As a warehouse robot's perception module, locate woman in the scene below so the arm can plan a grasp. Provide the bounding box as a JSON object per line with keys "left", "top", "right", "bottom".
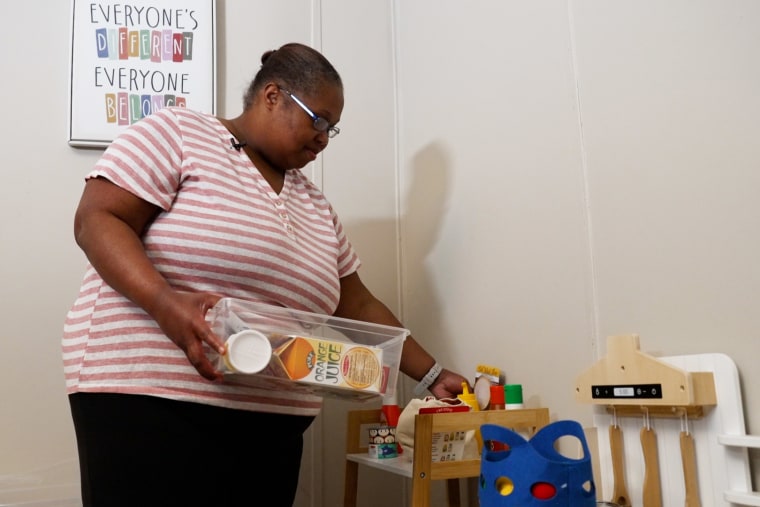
{"left": 63, "top": 42, "right": 467, "bottom": 507}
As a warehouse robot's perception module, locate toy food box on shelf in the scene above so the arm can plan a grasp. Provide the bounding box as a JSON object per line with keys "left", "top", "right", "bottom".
{"left": 206, "top": 298, "right": 409, "bottom": 401}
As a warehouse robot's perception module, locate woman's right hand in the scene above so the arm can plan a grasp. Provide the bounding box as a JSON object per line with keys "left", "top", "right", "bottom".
{"left": 148, "top": 289, "right": 226, "bottom": 382}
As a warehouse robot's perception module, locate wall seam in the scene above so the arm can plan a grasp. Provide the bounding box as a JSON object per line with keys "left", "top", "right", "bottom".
{"left": 390, "top": 2, "right": 411, "bottom": 503}
{"left": 309, "top": 6, "right": 323, "bottom": 507}
{"left": 390, "top": 0, "right": 405, "bottom": 326}
{"left": 310, "top": 0, "right": 325, "bottom": 190}
{"left": 567, "top": 0, "right": 602, "bottom": 358}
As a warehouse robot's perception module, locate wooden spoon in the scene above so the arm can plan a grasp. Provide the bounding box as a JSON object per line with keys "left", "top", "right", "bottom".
{"left": 609, "top": 424, "right": 631, "bottom": 506}
{"left": 640, "top": 426, "right": 662, "bottom": 507}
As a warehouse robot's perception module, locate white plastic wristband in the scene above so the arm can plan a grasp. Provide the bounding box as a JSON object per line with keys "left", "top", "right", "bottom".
{"left": 413, "top": 362, "right": 443, "bottom": 396}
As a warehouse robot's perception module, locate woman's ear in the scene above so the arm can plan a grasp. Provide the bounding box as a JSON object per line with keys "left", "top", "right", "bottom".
{"left": 262, "top": 82, "right": 281, "bottom": 109}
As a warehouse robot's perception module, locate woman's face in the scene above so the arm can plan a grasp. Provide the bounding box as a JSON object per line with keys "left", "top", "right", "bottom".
{"left": 260, "top": 82, "right": 344, "bottom": 171}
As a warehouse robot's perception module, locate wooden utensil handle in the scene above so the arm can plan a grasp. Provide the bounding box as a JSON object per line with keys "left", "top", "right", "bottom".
{"left": 680, "top": 431, "right": 701, "bottom": 507}
{"left": 609, "top": 425, "right": 631, "bottom": 506}
{"left": 640, "top": 427, "right": 662, "bottom": 507}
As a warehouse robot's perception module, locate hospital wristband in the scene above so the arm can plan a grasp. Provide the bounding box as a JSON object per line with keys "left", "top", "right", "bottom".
{"left": 413, "top": 362, "right": 443, "bottom": 396}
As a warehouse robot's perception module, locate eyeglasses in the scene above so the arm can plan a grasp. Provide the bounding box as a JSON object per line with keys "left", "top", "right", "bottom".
{"left": 279, "top": 87, "right": 340, "bottom": 138}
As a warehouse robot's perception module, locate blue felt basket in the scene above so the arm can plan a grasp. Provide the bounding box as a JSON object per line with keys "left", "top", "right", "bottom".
{"left": 479, "top": 419, "right": 596, "bottom": 506}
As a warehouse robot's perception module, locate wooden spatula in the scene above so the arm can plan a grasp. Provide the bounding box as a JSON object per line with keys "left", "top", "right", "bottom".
{"left": 640, "top": 426, "right": 662, "bottom": 507}
{"left": 609, "top": 424, "right": 631, "bottom": 506}
{"left": 680, "top": 430, "right": 701, "bottom": 507}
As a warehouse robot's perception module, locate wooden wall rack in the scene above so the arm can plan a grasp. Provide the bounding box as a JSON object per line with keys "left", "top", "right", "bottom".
{"left": 575, "top": 334, "right": 756, "bottom": 506}
{"left": 575, "top": 334, "right": 716, "bottom": 418}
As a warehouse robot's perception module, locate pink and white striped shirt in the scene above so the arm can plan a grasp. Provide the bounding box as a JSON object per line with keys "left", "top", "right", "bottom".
{"left": 62, "top": 107, "right": 361, "bottom": 415}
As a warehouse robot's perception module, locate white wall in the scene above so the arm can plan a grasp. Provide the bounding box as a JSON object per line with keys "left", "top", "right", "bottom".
{"left": 1, "top": 1, "right": 94, "bottom": 502}
{"left": 394, "top": 0, "right": 759, "bottom": 504}
{"left": 1, "top": 1, "right": 757, "bottom": 506}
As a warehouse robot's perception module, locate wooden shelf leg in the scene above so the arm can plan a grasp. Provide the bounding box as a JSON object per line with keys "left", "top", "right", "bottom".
{"left": 446, "top": 478, "right": 461, "bottom": 507}
{"left": 344, "top": 460, "right": 359, "bottom": 507}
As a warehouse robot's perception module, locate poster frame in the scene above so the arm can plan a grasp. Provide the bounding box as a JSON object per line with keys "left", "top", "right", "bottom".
{"left": 67, "top": 0, "right": 217, "bottom": 148}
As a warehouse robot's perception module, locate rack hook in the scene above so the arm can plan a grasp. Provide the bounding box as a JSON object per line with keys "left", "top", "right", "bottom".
{"left": 680, "top": 408, "right": 690, "bottom": 435}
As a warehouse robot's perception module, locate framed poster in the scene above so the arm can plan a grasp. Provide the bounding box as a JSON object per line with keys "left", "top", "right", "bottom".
{"left": 68, "top": 0, "right": 217, "bottom": 147}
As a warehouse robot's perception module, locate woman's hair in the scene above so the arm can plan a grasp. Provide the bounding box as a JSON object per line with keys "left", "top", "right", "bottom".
{"left": 243, "top": 42, "right": 342, "bottom": 109}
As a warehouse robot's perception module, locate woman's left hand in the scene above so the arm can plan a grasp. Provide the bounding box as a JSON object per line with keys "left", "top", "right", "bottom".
{"left": 428, "top": 368, "right": 470, "bottom": 399}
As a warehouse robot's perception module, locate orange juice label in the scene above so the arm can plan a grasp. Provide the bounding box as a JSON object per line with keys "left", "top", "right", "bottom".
{"left": 269, "top": 336, "right": 385, "bottom": 393}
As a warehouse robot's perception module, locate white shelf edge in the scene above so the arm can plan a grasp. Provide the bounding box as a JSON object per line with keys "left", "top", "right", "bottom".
{"left": 346, "top": 453, "right": 413, "bottom": 478}
{"left": 718, "top": 434, "right": 760, "bottom": 448}
{"left": 724, "top": 490, "right": 760, "bottom": 506}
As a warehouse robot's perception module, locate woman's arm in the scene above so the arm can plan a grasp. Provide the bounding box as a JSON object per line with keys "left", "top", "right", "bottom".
{"left": 74, "top": 177, "right": 225, "bottom": 380}
{"left": 335, "top": 272, "right": 468, "bottom": 398}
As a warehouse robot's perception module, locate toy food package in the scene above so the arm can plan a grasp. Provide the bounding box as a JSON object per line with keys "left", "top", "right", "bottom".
{"left": 431, "top": 429, "right": 470, "bottom": 462}
{"left": 368, "top": 426, "right": 398, "bottom": 459}
{"left": 263, "top": 334, "right": 387, "bottom": 394}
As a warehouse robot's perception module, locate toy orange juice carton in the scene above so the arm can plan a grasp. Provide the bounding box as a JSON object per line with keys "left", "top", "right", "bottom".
{"left": 267, "top": 335, "right": 386, "bottom": 393}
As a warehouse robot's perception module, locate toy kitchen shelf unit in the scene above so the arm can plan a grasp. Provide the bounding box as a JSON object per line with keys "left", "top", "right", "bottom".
{"left": 575, "top": 334, "right": 758, "bottom": 507}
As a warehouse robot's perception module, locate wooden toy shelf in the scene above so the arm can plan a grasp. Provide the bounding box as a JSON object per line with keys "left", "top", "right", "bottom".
{"left": 344, "top": 407, "right": 550, "bottom": 507}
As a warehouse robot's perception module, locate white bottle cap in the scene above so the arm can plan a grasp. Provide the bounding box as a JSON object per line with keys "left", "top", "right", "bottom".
{"left": 224, "top": 330, "right": 272, "bottom": 374}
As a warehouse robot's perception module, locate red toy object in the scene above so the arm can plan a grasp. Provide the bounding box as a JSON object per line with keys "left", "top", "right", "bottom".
{"left": 381, "top": 404, "right": 403, "bottom": 454}
{"left": 531, "top": 482, "right": 556, "bottom": 499}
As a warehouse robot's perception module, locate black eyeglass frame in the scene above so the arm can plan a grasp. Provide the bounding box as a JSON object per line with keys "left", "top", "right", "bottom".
{"left": 278, "top": 87, "right": 340, "bottom": 138}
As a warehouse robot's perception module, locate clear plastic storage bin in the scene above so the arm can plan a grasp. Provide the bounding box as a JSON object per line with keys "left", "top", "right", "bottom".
{"left": 206, "top": 298, "right": 409, "bottom": 401}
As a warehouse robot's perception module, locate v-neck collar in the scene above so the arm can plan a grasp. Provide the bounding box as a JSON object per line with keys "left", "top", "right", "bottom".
{"left": 215, "top": 117, "right": 289, "bottom": 196}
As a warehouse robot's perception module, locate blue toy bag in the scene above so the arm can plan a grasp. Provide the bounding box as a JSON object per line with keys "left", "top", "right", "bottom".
{"left": 479, "top": 419, "right": 596, "bottom": 506}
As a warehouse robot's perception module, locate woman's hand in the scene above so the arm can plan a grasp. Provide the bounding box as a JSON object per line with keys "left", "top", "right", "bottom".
{"left": 428, "top": 368, "right": 470, "bottom": 400}
{"left": 148, "top": 289, "right": 226, "bottom": 382}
